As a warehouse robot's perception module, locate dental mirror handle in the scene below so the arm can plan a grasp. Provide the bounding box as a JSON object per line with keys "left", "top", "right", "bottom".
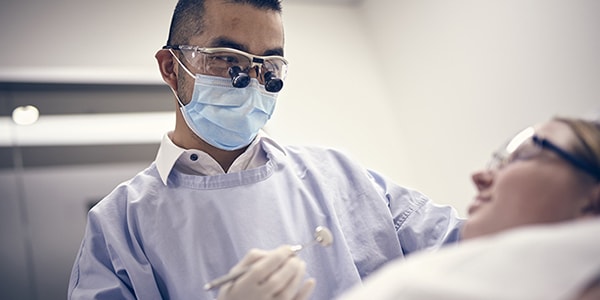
{"left": 204, "top": 226, "right": 333, "bottom": 291}
{"left": 204, "top": 244, "right": 310, "bottom": 291}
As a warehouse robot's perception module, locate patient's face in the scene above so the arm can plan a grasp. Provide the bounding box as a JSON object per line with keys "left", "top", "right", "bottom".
{"left": 462, "top": 120, "right": 595, "bottom": 240}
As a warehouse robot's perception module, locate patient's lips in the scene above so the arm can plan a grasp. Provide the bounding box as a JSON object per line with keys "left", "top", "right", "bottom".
{"left": 468, "top": 195, "right": 491, "bottom": 215}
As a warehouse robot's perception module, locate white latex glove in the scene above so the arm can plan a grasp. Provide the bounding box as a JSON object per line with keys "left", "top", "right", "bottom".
{"left": 216, "top": 245, "right": 316, "bottom": 300}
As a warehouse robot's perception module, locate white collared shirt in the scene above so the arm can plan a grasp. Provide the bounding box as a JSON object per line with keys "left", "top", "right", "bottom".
{"left": 155, "top": 131, "right": 275, "bottom": 184}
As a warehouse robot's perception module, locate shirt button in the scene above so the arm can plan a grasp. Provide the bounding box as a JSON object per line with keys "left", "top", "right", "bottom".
{"left": 190, "top": 154, "right": 198, "bottom": 161}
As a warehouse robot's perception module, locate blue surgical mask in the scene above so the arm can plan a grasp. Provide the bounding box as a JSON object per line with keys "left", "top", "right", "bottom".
{"left": 171, "top": 52, "right": 278, "bottom": 151}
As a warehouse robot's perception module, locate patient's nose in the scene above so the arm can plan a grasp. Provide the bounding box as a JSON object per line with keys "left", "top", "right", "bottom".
{"left": 472, "top": 169, "right": 493, "bottom": 191}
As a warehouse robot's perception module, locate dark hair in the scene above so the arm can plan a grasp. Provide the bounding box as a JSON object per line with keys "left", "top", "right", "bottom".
{"left": 166, "top": 0, "right": 283, "bottom": 46}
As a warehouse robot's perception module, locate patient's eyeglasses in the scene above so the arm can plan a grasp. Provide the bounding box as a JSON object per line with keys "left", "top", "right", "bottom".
{"left": 163, "top": 45, "right": 288, "bottom": 92}
{"left": 488, "top": 127, "right": 600, "bottom": 180}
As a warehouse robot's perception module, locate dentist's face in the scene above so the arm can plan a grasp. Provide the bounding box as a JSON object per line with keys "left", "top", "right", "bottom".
{"left": 177, "top": 0, "right": 285, "bottom": 104}
{"left": 461, "top": 120, "right": 596, "bottom": 240}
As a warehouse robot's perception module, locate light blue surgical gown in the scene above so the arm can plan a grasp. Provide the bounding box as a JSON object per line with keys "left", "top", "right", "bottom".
{"left": 68, "top": 134, "right": 463, "bottom": 300}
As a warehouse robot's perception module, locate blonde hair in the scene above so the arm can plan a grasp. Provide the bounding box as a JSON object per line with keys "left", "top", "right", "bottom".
{"left": 554, "top": 117, "right": 600, "bottom": 176}
{"left": 555, "top": 116, "right": 600, "bottom": 214}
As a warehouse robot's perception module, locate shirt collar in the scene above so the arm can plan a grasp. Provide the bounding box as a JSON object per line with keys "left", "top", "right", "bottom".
{"left": 155, "top": 130, "right": 284, "bottom": 185}
{"left": 155, "top": 133, "right": 185, "bottom": 185}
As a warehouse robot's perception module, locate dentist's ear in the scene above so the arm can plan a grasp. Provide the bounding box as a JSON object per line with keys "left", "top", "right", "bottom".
{"left": 155, "top": 49, "right": 178, "bottom": 91}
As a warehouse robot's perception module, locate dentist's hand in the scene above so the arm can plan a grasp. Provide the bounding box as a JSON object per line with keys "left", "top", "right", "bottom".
{"left": 216, "top": 246, "right": 316, "bottom": 300}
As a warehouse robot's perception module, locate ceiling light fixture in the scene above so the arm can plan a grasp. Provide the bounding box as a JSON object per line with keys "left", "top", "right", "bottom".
{"left": 12, "top": 105, "right": 40, "bottom": 125}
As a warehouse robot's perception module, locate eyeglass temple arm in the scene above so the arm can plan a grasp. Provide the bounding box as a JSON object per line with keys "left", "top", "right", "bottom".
{"left": 533, "top": 136, "right": 600, "bottom": 181}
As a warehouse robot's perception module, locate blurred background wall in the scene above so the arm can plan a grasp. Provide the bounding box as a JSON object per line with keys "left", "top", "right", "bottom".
{"left": 1, "top": 0, "right": 598, "bottom": 299}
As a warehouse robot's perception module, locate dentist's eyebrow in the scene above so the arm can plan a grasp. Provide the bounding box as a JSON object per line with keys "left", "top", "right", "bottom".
{"left": 210, "top": 37, "right": 284, "bottom": 56}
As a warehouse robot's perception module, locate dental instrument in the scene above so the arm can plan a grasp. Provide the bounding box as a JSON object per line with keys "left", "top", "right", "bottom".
{"left": 204, "top": 226, "right": 333, "bottom": 291}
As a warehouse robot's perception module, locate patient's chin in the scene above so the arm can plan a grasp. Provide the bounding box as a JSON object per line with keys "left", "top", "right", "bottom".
{"left": 460, "top": 217, "right": 508, "bottom": 241}
{"left": 459, "top": 221, "right": 482, "bottom": 241}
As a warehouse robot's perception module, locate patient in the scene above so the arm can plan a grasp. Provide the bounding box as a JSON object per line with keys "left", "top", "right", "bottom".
{"left": 215, "top": 116, "right": 600, "bottom": 300}
{"left": 461, "top": 116, "right": 600, "bottom": 240}
{"left": 338, "top": 115, "right": 600, "bottom": 300}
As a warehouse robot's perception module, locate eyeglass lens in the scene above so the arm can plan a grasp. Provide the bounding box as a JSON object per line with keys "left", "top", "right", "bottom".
{"left": 487, "top": 127, "right": 537, "bottom": 170}
{"left": 183, "top": 49, "right": 287, "bottom": 82}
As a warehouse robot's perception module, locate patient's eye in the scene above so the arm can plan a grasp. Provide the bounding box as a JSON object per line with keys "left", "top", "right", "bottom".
{"left": 507, "top": 140, "right": 541, "bottom": 164}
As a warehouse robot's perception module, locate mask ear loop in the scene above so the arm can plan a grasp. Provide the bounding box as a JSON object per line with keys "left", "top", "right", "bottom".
{"left": 168, "top": 49, "right": 196, "bottom": 108}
